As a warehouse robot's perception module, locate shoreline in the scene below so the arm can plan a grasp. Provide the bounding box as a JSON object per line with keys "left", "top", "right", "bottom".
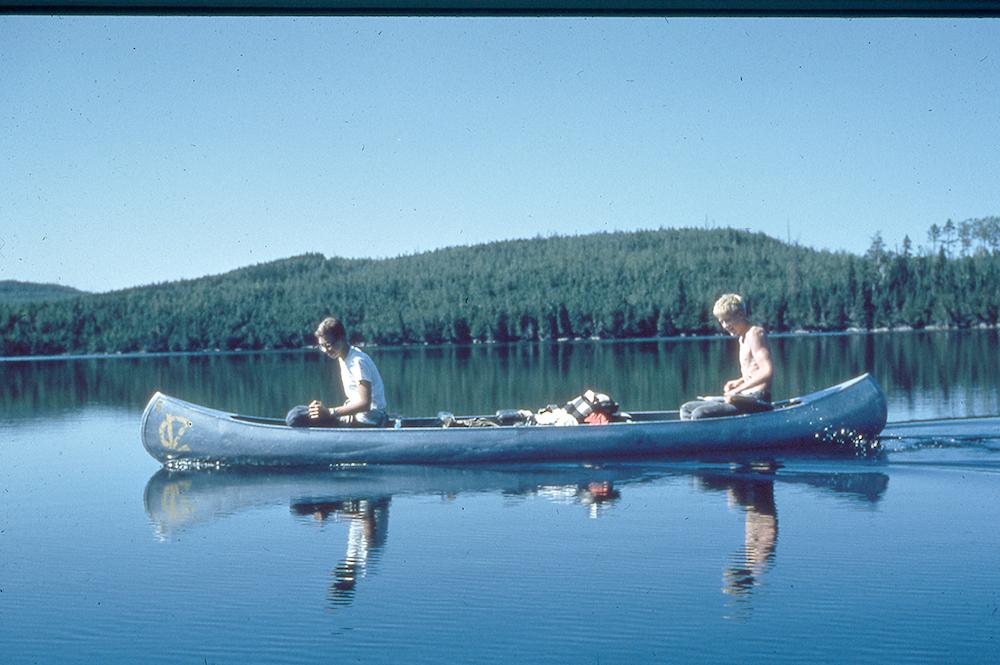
{"left": 2, "top": 325, "right": 997, "bottom": 363}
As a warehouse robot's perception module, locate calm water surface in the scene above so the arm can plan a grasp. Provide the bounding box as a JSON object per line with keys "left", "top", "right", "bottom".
{"left": 1, "top": 331, "right": 999, "bottom": 663}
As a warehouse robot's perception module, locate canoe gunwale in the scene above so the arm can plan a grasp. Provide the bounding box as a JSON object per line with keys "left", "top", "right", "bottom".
{"left": 145, "top": 394, "right": 811, "bottom": 432}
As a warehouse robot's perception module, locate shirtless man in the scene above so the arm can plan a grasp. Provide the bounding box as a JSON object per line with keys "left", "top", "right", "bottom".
{"left": 680, "top": 294, "right": 774, "bottom": 420}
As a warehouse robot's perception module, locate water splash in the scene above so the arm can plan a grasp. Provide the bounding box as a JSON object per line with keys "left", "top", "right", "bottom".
{"left": 164, "top": 458, "right": 226, "bottom": 471}
{"left": 880, "top": 415, "right": 1000, "bottom": 454}
{"left": 813, "top": 426, "right": 882, "bottom": 458}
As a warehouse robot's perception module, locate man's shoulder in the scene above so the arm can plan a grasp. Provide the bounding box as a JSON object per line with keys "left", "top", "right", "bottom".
{"left": 742, "top": 324, "right": 770, "bottom": 346}
{"left": 347, "top": 346, "right": 379, "bottom": 367}
{"left": 345, "top": 346, "right": 368, "bottom": 361}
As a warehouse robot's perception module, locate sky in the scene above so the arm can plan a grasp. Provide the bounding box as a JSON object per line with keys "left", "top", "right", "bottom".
{"left": 1, "top": 16, "right": 998, "bottom": 293}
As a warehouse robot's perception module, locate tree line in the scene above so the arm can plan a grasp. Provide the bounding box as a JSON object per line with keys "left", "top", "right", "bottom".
{"left": 2, "top": 219, "right": 999, "bottom": 357}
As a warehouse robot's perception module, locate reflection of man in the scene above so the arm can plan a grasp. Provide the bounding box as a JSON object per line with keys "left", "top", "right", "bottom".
{"left": 696, "top": 474, "right": 778, "bottom": 597}
{"left": 723, "top": 481, "right": 777, "bottom": 596}
{"left": 291, "top": 497, "right": 390, "bottom": 607}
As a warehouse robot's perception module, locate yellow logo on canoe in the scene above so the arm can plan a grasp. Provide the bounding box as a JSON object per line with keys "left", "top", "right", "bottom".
{"left": 159, "top": 414, "right": 193, "bottom": 452}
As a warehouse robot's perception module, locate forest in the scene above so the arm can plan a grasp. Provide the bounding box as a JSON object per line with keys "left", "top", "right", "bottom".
{"left": 2, "top": 218, "right": 999, "bottom": 357}
{"left": 0, "top": 281, "right": 86, "bottom": 305}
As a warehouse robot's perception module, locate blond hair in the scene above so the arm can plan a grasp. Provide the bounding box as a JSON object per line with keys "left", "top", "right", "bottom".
{"left": 713, "top": 293, "right": 746, "bottom": 318}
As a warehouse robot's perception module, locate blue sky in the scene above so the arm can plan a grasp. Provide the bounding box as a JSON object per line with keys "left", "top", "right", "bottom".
{"left": 1, "top": 16, "right": 998, "bottom": 293}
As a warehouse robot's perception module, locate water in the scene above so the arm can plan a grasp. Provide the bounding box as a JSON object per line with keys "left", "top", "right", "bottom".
{"left": 2, "top": 330, "right": 999, "bottom": 663}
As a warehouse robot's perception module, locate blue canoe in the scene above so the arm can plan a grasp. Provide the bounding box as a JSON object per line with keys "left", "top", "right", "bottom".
{"left": 140, "top": 374, "right": 887, "bottom": 467}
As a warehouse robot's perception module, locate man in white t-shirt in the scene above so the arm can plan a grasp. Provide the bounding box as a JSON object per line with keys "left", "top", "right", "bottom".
{"left": 285, "top": 317, "right": 388, "bottom": 427}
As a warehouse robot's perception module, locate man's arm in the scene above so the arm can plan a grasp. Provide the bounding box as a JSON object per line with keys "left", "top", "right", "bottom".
{"left": 740, "top": 327, "right": 773, "bottom": 393}
{"left": 326, "top": 354, "right": 376, "bottom": 419}
{"left": 724, "top": 327, "right": 773, "bottom": 397}
{"left": 308, "top": 381, "right": 373, "bottom": 421}
{"left": 333, "top": 380, "right": 373, "bottom": 417}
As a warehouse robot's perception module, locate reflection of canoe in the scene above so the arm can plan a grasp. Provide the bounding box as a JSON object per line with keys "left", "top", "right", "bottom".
{"left": 143, "top": 463, "right": 890, "bottom": 537}
{"left": 696, "top": 468, "right": 889, "bottom": 504}
{"left": 143, "top": 464, "right": 661, "bottom": 535}
{"left": 140, "top": 374, "right": 887, "bottom": 467}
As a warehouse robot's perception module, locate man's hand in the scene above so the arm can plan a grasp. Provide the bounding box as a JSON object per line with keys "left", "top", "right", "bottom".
{"left": 723, "top": 379, "right": 742, "bottom": 395}
{"left": 308, "top": 400, "right": 330, "bottom": 421}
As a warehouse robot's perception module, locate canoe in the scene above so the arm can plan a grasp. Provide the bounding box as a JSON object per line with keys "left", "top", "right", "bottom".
{"left": 140, "top": 373, "right": 887, "bottom": 467}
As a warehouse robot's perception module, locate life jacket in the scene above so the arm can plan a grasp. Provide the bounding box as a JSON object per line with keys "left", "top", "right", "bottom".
{"left": 564, "top": 389, "right": 618, "bottom": 423}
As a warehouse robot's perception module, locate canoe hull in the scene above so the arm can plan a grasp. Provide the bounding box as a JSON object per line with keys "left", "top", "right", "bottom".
{"left": 140, "top": 374, "right": 887, "bottom": 466}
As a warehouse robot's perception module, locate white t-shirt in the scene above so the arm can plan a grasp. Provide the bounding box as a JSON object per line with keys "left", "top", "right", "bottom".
{"left": 338, "top": 346, "right": 387, "bottom": 412}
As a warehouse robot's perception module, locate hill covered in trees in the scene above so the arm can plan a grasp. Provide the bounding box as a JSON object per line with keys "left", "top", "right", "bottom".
{"left": 0, "top": 281, "right": 87, "bottom": 306}
{"left": 2, "top": 220, "right": 998, "bottom": 357}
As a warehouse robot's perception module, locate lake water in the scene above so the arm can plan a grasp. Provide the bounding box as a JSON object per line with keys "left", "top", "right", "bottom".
{"left": 1, "top": 331, "right": 999, "bottom": 663}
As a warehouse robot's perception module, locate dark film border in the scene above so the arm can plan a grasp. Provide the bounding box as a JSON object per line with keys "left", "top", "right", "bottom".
{"left": 3, "top": 0, "right": 1000, "bottom": 17}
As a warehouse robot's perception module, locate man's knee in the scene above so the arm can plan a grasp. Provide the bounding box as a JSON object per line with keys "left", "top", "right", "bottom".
{"left": 693, "top": 402, "right": 737, "bottom": 420}
{"left": 689, "top": 405, "right": 712, "bottom": 420}
{"left": 286, "top": 405, "right": 312, "bottom": 427}
{"left": 679, "top": 400, "right": 700, "bottom": 420}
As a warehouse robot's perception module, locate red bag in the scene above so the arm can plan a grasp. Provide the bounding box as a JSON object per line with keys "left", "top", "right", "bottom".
{"left": 583, "top": 411, "right": 610, "bottom": 425}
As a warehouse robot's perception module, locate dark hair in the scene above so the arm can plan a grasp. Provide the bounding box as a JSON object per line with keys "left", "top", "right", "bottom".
{"left": 315, "top": 316, "right": 347, "bottom": 344}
